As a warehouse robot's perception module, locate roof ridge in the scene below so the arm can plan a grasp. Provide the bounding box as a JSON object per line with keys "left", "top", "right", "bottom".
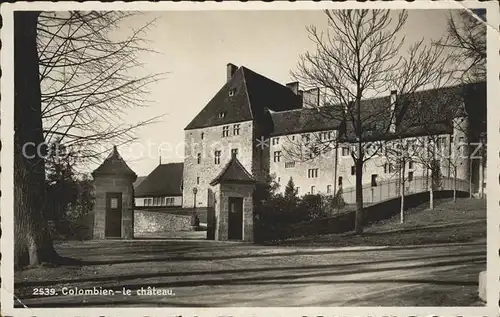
{"left": 240, "top": 67, "right": 254, "bottom": 120}
{"left": 159, "top": 162, "right": 184, "bottom": 166}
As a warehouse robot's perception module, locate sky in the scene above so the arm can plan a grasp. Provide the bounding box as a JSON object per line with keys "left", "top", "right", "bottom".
{"left": 110, "top": 9, "right": 456, "bottom": 176}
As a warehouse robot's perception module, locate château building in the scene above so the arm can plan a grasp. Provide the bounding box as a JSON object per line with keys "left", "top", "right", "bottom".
{"left": 134, "top": 63, "right": 486, "bottom": 210}
{"left": 179, "top": 63, "right": 486, "bottom": 208}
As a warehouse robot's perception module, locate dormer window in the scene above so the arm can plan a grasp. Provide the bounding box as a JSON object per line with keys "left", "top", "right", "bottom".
{"left": 219, "top": 111, "right": 226, "bottom": 119}
{"left": 229, "top": 89, "right": 236, "bottom": 97}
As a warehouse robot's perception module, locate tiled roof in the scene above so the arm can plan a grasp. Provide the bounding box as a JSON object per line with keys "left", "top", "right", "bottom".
{"left": 267, "top": 81, "right": 486, "bottom": 141}
{"left": 135, "top": 162, "right": 184, "bottom": 197}
{"left": 210, "top": 155, "right": 255, "bottom": 186}
{"left": 133, "top": 176, "right": 147, "bottom": 189}
{"left": 185, "top": 66, "right": 302, "bottom": 130}
{"left": 92, "top": 146, "right": 137, "bottom": 180}
{"left": 268, "top": 107, "right": 344, "bottom": 136}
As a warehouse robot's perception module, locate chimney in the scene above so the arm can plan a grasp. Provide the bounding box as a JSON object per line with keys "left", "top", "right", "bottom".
{"left": 227, "top": 63, "right": 237, "bottom": 82}
{"left": 389, "top": 90, "right": 397, "bottom": 133}
{"left": 286, "top": 82, "right": 299, "bottom": 95}
{"left": 302, "top": 88, "right": 320, "bottom": 108}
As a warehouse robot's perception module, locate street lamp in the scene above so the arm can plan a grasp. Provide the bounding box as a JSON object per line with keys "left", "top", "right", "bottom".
{"left": 192, "top": 187, "right": 198, "bottom": 209}
{"left": 191, "top": 187, "right": 199, "bottom": 229}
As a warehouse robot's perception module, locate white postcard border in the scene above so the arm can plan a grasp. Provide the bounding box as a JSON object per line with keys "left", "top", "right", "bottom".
{"left": 1, "top": 1, "right": 498, "bottom": 316}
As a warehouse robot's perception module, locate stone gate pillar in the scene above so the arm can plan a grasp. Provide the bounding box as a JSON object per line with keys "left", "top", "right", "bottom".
{"left": 209, "top": 154, "right": 255, "bottom": 242}
{"left": 91, "top": 146, "right": 137, "bottom": 239}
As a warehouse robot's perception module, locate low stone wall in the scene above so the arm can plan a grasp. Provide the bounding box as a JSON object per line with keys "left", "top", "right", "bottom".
{"left": 134, "top": 210, "right": 193, "bottom": 233}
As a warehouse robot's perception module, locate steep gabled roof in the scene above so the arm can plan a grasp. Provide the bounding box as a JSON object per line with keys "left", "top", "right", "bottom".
{"left": 210, "top": 155, "right": 255, "bottom": 186}
{"left": 92, "top": 146, "right": 137, "bottom": 180}
{"left": 135, "top": 162, "right": 184, "bottom": 197}
{"left": 185, "top": 66, "right": 302, "bottom": 130}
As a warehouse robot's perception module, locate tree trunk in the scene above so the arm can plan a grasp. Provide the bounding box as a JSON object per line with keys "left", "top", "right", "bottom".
{"left": 14, "top": 11, "right": 58, "bottom": 268}
{"left": 469, "top": 159, "right": 473, "bottom": 198}
{"left": 453, "top": 167, "right": 457, "bottom": 202}
{"left": 479, "top": 157, "right": 485, "bottom": 198}
{"left": 400, "top": 162, "right": 405, "bottom": 224}
{"left": 354, "top": 157, "right": 364, "bottom": 234}
{"left": 429, "top": 187, "right": 434, "bottom": 210}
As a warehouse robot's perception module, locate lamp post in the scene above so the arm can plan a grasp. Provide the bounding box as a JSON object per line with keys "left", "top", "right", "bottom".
{"left": 193, "top": 187, "right": 198, "bottom": 209}
{"left": 191, "top": 187, "right": 199, "bottom": 229}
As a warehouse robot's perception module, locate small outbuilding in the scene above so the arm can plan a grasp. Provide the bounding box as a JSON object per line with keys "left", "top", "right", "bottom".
{"left": 208, "top": 154, "right": 255, "bottom": 242}
{"left": 91, "top": 146, "right": 137, "bottom": 239}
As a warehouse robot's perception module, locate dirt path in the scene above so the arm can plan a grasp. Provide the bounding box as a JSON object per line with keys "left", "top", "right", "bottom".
{"left": 14, "top": 239, "right": 485, "bottom": 307}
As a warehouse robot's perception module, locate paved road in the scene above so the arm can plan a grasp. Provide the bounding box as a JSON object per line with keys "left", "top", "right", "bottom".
{"left": 15, "top": 239, "right": 485, "bottom": 307}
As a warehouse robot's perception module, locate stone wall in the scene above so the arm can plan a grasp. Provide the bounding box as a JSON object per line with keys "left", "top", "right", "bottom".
{"left": 134, "top": 210, "right": 192, "bottom": 233}
{"left": 183, "top": 121, "right": 254, "bottom": 208}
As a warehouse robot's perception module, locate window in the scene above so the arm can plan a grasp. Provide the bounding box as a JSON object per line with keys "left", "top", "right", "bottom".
{"left": 285, "top": 161, "right": 295, "bottom": 168}
{"left": 197, "top": 177, "right": 200, "bottom": 185}
{"left": 219, "top": 111, "right": 226, "bottom": 119}
{"left": 162, "top": 197, "right": 166, "bottom": 206}
{"left": 296, "top": 187, "right": 300, "bottom": 195}
{"left": 308, "top": 168, "right": 319, "bottom": 178}
{"left": 278, "top": 177, "right": 281, "bottom": 183}
{"left": 222, "top": 126, "right": 230, "bottom": 137}
{"left": 272, "top": 137, "right": 279, "bottom": 145}
{"left": 327, "top": 185, "right": 332, "bottom": 194}
{"left": 384, "top": 163, "right": 394, "bottom": 174}
{"left": 197, "top": 153, "right": 201, "bottom": 164}
{"left": 291, "top": 135, "right": 295, "bottom": 141}
{"left": 214, "top": 150, "right": 221, "bottom": 164}
{"left": 310, "top": 186, "right": 316, "bottom": 195}
{"left": 351, "top": 166, "right": 356, "bottom": 176}
{"left": 233, "top": 124, "right": 240, "bottom": 135}
{"left": 408, "top": 159, "right": 414, "bottom": 169}
{"left": 342, "top": 146, "right": 350, "bottom": 156}
{"left": 231, "top": 148, "right": 238, "bottom": 157}
{"left": 273, "top": 151, "right": 282, "bottom": 162}
{"left": 302, "top": 134, "right": 310, "bottom": 143}
{"left": 338, "top": 176, "right": 343, "bottom": 187}
{"left": 365, "top": 143, "right": 373, "bottom": 156}
{"left": 201, "top": 132, "right": 204, "bottom": 140}
{"left": 408, "top": 171, "right": 414, "bottom": 182}
{"left": 371, "top": 174, "right": 378, "bottom": 187}
{"left": 110, "top": 198, "right": 118, "bottom": 209}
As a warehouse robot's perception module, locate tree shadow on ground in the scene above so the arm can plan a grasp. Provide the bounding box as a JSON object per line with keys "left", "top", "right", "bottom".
{"left": 16, "top": 255, "right": 485, "bottom": 299}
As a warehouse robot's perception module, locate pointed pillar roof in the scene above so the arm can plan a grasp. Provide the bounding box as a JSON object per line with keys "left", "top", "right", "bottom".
{"left": 210, "top": 155, "right": 255, "bottom": 186}
{"left": 454, "top": 101, "right": 468, "bottom": 118}
{"left": 92, "top": 145, "right": 137, "bottom": 181}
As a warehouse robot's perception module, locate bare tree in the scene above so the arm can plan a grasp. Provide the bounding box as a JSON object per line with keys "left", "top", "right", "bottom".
{"left": 382, "top": 137, "right": 418, "bottom": 223}
{"left": 14, "top": 11, "right": 58, "bottom": 268}
{"left": 37, "top": 11, "right": 165, "bottom": 168}
{"left": 438, "top": 9, "right": 486, "bottom": 82}
{"left": 14, "top": 11, "right": 163, "bottom": 267}
{"left": 291, "top": 10, "right": 451, "bottom": 233}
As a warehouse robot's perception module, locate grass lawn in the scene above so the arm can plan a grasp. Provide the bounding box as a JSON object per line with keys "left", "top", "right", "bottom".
{"left": 278, "top": 198, "right": 486, "bottom": 247}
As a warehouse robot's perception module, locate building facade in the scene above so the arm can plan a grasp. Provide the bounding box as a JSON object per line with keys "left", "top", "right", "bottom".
{"left": 136, "top": 63, "right": 485, "bottom": 210}
{"left": 180, "top": 63, "right": 486, "bottom": 207}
